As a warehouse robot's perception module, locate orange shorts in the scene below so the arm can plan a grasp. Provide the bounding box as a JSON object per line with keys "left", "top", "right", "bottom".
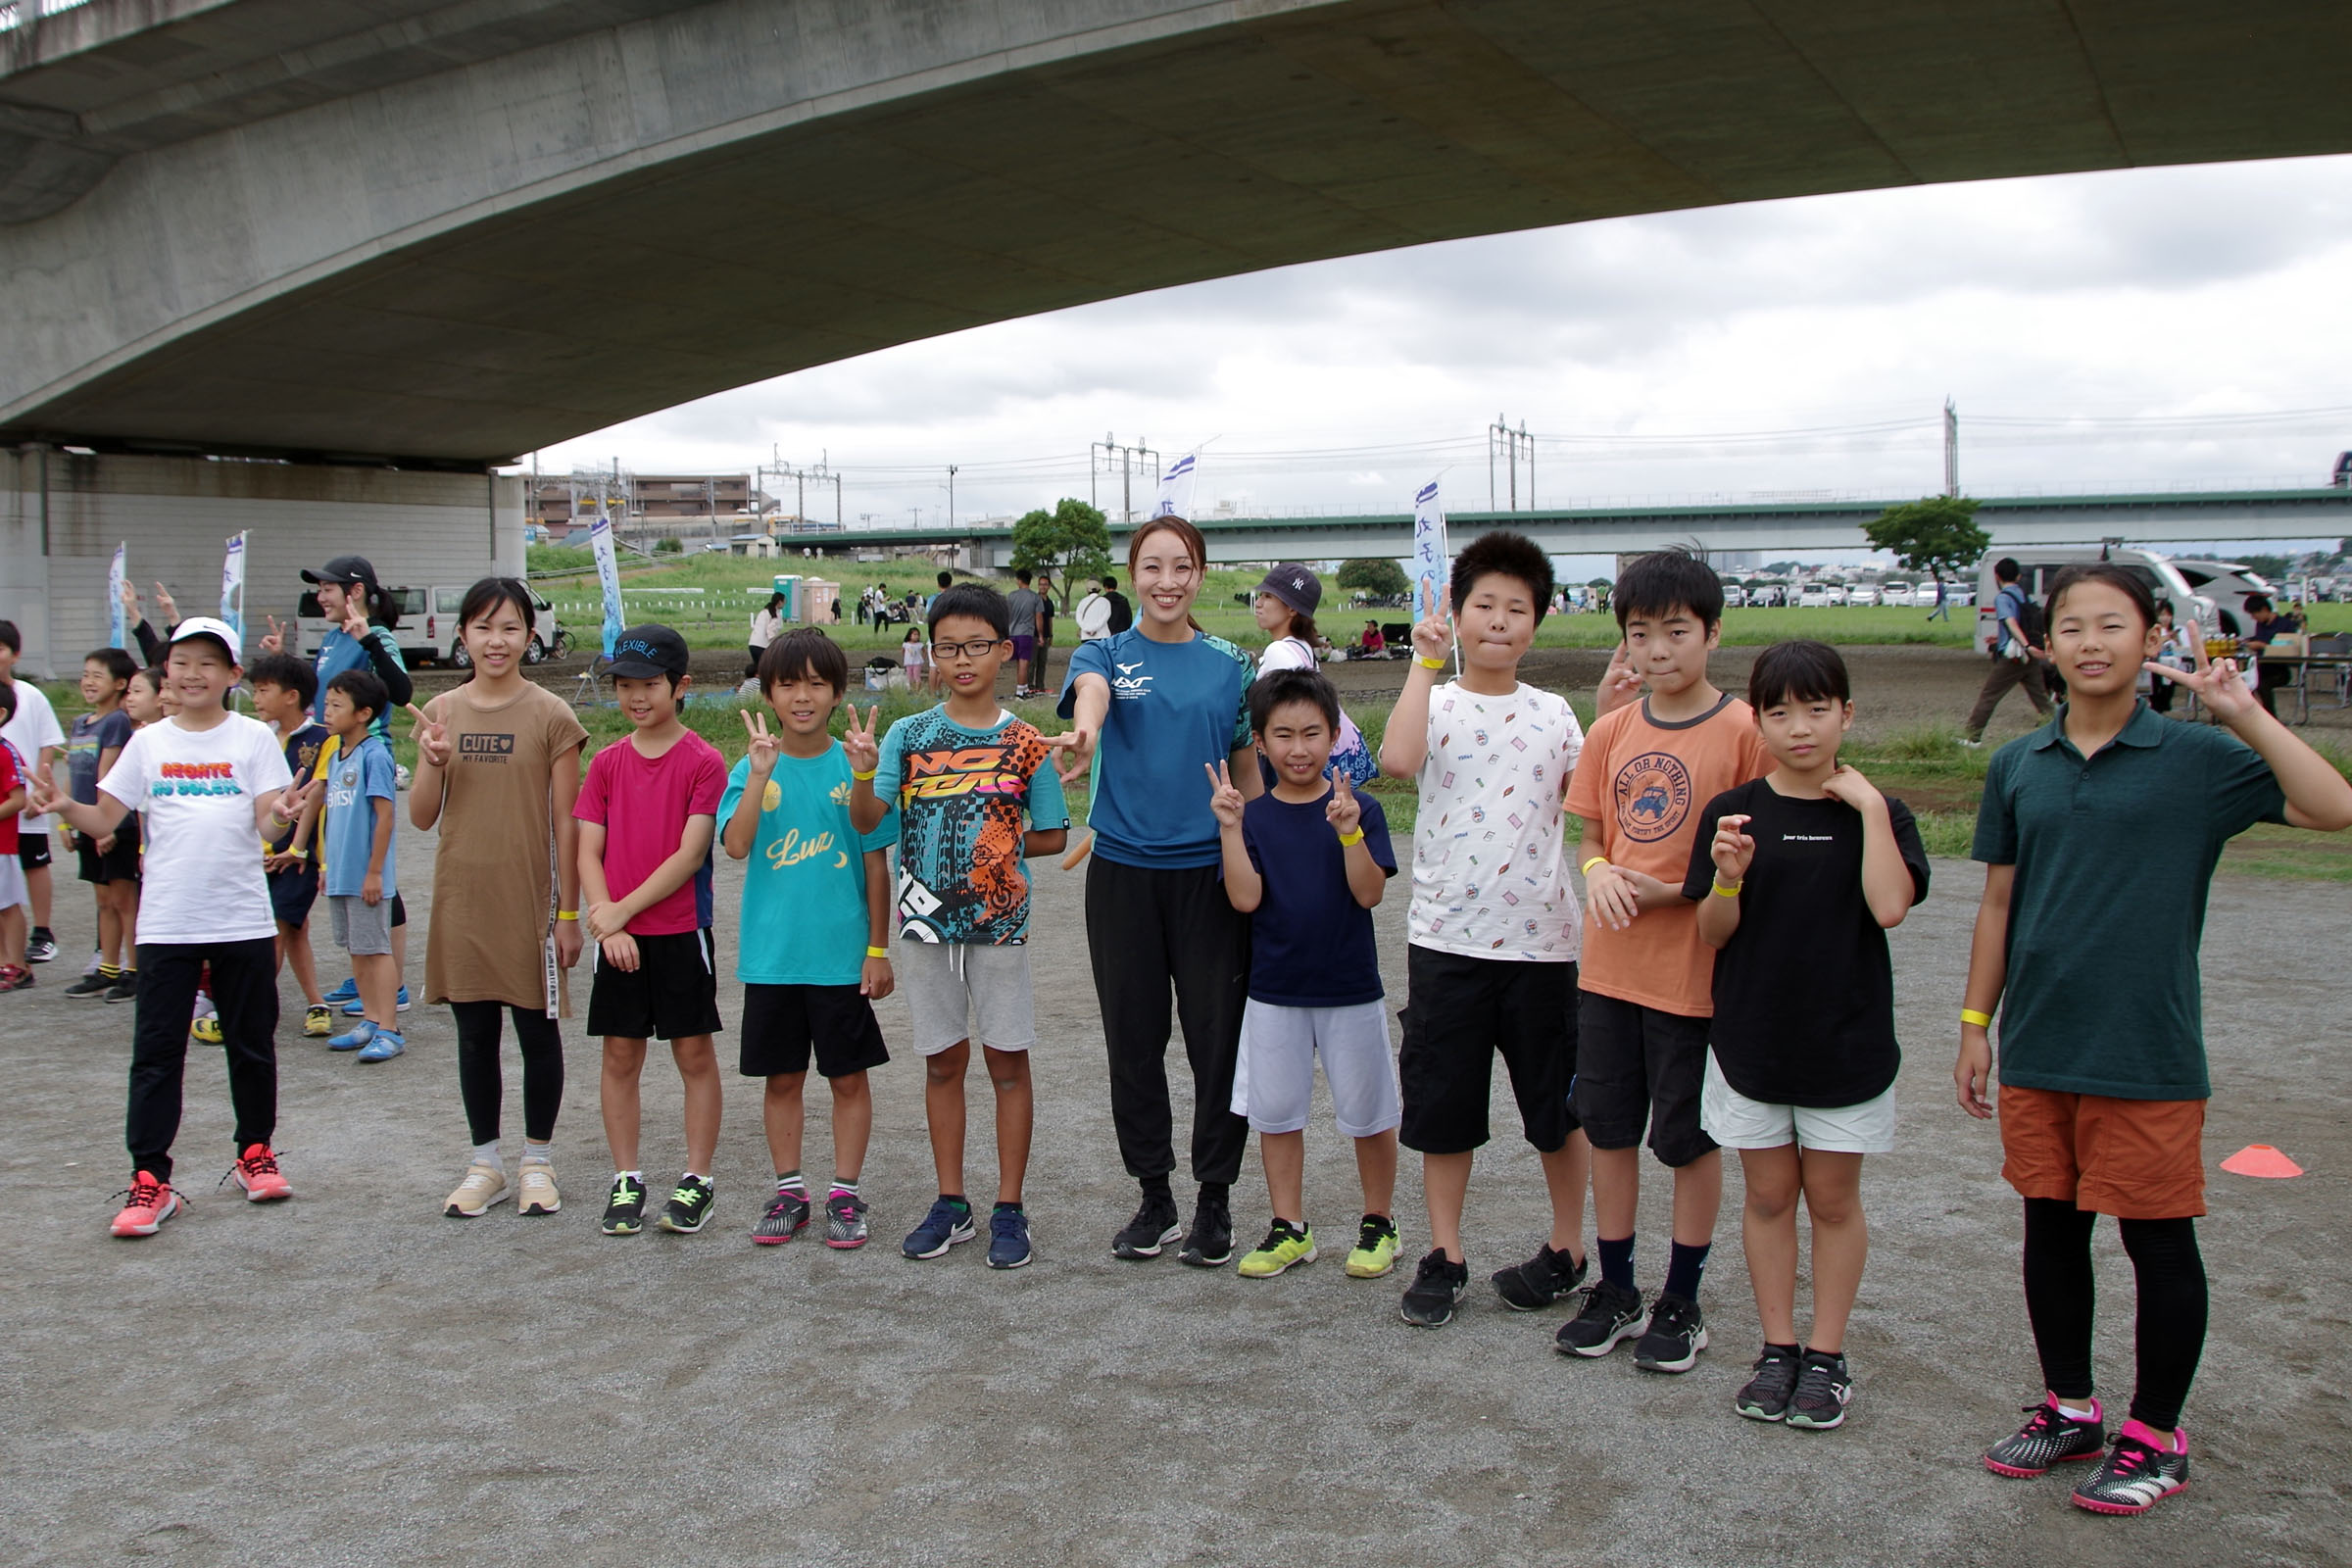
{"left": 1998, "top": 1084, "right": 2206, "bottom": 1219}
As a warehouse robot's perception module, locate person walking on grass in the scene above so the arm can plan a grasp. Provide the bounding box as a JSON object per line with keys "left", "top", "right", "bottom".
{"left": 1961, "top": 558, "right": 2053, "bottom": 745}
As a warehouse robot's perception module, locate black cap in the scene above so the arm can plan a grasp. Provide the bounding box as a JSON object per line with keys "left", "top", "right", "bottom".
{"left": 301, "top": 555, "right": 379, "bottom": 588}
{"left": 1253, "top": 562, "right": 1321, "bottom": 618}
{"left": 604, "top": 623, "right": 690, "bottom": 679}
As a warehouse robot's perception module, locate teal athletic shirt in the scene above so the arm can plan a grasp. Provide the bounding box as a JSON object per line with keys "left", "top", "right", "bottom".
{"left": 1058, "top": 627, "right": 1253, "bottom": 870}
{"left": 718, "top": 742, "right": 899, "bottom": 987}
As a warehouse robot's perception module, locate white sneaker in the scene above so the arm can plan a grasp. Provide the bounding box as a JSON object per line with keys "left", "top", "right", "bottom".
{"left": 516, "top": 1160, "right": 561, "bottom": 1217}
{"left": 444, "top": 1162, "right": 510, "bottom": 1218}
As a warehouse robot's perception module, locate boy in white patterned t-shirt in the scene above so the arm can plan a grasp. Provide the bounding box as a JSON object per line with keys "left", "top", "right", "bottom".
{"left": 1377, "top": 530, "right": 1589, "bottom": 1330}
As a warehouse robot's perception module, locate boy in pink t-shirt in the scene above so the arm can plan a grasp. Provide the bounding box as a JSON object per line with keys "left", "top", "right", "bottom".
{"left": 574, "top": 625, "right": 730, "bottom": 1238}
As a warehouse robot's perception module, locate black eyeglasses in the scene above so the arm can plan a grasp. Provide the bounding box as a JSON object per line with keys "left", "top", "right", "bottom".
{"left": 931, "top": 639, "right": 1007, "bottom": 660}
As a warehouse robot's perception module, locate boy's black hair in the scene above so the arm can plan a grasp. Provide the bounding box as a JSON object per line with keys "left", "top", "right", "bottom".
{"left": 759, "top": 628, "right": 849, "bottom": 696}
{"left": 1014, "top": 567, "right": 1033, "bottom": 585}
{"left": 1450, "top": 531, "right": 1554, "bottom": 625}
{"left": 1992, "top": 557, "right": 2022, "bottom": 584}
{"left": 85, "top": 647, "right": 139, "bottom": 686}
{"left": 1102, "top": 573, "right": 1117, "bottom": 590}
{"left": 1249, "top": 667, "right": 1342, "bottom": 734}
{"left": 1612, "top": 549, "right": 1724, "bottom": 630}
{"left": 2243, "top": 592, "right": 2275, "bottom": 614}
{"left": 326, "top": 667, "right": 389, "bottom": 726}
{"left": 1748, "top": 639, "right": 1850, "bottom": 711}
{"left": 936, "top": 569, "right": 954, "bottom": 589}
{"left": 130, "top": 665, "right": 166, "bottom": 697}
{"left": 2047, "top": 564, "right": 2159, "bottom": 630}
{"left": 0, "top": 620, "right": 18, "bottom": 655}
{"left": 246, "top": 652, "right": 317, "bottom": 707}
{"left": 928, "top": 582, "right": 1011, "bottom": 639}
{"left": 0, "top": 678, "right": 16, "bottom": 724}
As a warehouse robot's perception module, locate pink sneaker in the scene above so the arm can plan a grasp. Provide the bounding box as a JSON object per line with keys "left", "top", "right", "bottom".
{"left": 232, "top": 1145, "right": 292, "bottom": 1202}
{"left": 111, "top": 1172, "right": 179, "bottom": 1237}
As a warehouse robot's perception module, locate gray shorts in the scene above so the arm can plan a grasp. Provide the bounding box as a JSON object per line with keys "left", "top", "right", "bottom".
{"left": 1232, "top": 999, "right": 1401, "bottom": 1139}
{"left": 329, "top": 893, "right": 394, "bottom": 956}
{"left": 895, "top": 939, "right": 1036, "bottom": 1056}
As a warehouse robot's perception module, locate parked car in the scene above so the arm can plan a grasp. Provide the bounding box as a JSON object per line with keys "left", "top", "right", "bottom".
{"left": 1880, "top": 580, "right": 1912, "bottom": 607}
{"left": 1720, "top": 582, "right": 1746, "bottom": 609}
{"left": 1847, "top": 584, "right": 1882, "bottom": 607}
{"left": 1970, "top": 547, "right": 2215, "bottom": 655}
{"left": 2165, "top": 559, "right": 2276, "bottom": 637}
{"left": 1798, "top": 583, "right": 1832, "bottom": 609}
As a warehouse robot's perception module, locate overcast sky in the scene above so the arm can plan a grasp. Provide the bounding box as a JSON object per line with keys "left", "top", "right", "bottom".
{"left": 520, "top": 153, "right": 2352, "bottom": 562}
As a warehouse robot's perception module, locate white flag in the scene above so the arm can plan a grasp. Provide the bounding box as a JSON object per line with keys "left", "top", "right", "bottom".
{"left": 1153, "top": 452, "right": 1197, "bottom": 519}
{"left": 589, "top": 514, "right": 625, "bottom": 657}
{"left": 108, "top": 544, "right": 127, "bottom": 651}
{"left": 1411, "top": 481, "right": 1449, "bottom": 623}
{"left": 220, "top": 531, "right": 248, "bottom": 641}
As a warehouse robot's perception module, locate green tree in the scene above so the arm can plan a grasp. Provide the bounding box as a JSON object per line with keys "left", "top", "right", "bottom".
{"left": 1337, "top": 557, "right": 1409, "bottom": 600}
{"left": 1010, "top": 498, "right": 1112, "bottom": 607}
{"left": 1861, "top": 496, "right": 1990, "bottom": 583}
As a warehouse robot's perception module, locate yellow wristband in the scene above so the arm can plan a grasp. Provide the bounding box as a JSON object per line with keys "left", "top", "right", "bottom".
{"left": 556, "top": 910, "right": 578, "bottom": 921}
{"left": 1336, "top": 827, "right": 1364, "bottom": 847}
{"left": 852, "top": 768, "right": 877, "bottom": 781}
{"left": 1580, "top": 856, "right": 1609, "bottom": 875}
{"left": 866, "top": 946, "right": 890, "bottom": 959}
{"left": 1711, "top": 879, "right": 1740, "bottom": 897}
{"left": 1961, "top": 1008, "right": 1992, "bottom": 1029}
{"left": 1415, "top": 655, "right": 1446, "bottom": 670}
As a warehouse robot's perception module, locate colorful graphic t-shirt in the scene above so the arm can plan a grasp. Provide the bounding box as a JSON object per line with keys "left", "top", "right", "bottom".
{"left": 1406, "top": 682, "right": 1586, "bottom": 962}
{"left": 874, "top": 707, "right": 1070, "bottom": 945}
{"left": 270, "top": 721, "right": 329, "bottom": 857}
{"left": 574, "top": 730, "right": 729, "bottom": 936}
{"left": 321, "top": 733, "right": 398, "bottom": 900}
{"left": 1058, "top": 627, "right": 1254, "bottom": 869}
{"left": 99, "top": 713, "right": 291, "bottom": 944}
{"left": 1566, "top": 693, "right": 1772, "bottom": 1016}
{"left": 66, "top": 709, "right": 133, "bottom": 805}
{"left": 719, "top": 743, "right": 900, "bottom": 986}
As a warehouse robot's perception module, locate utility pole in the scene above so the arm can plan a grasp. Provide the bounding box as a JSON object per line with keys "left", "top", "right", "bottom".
{"left": 948, "top": 464, "right": 957, "bottom": 531}
{"left": 1490, "top": 417, "right": 1534, "bottom": 511}
{"left": 773, "top": 458, "right": 843, "bottom": 533}
{"left": 1092, "top": 434, "right": 1160, "bottom": 522}
{"left": 1943, "top": 397, "right": 1960, "bottom": 498}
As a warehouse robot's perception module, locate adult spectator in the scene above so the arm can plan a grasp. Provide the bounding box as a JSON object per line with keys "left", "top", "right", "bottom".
{"left": 1102, "top": 573, "right": 1134, "bottom": 635}
{"left": 261, "top": 556, "right": 413, "bottom": 741}
{"left": 1961, "top": 558, "right": 2052, "bottom": 747}
{"left": 1030, "top": 580, "right": 1055, "bottom": 697}
{"left": 749, "top": 590, "right": 786, "bottom": 679}
{"left": 1076, "top": 578, "right": 1113, "bottom": 642}
{"left": 2241, "top": 593, "right": 2303, "bottom": 716}
{"left": 1054, "top": 515, "right": 1260, "bottom": 1268}
{"left": 1006, "top": 569, "right": 1045, "bottom": 697}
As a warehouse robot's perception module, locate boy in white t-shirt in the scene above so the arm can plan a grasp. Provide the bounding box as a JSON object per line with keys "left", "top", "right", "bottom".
{"left": 32, "top": 619, "right": 317, "bottom": 1238}
{"left": 1377, "top": 531, "right": 1591, "bottom": 1329}
{"left": 0, "top": 620, "right": 66, "bottom": 963}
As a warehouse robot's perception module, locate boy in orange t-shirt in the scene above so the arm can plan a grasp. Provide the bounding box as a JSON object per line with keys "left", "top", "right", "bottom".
{"left": 1559, "top": 553, "right": 1770, "bottom": 1372}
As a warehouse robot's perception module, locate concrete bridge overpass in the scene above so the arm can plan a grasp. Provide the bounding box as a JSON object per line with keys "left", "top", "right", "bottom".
{"left": 6, "top": 0, "right": 2352, "bottom": 466}
{"left": 823, "top": 488, "right": 2352, "bottom": 571}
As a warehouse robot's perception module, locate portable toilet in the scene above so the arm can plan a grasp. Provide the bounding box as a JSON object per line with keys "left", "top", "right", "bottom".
{"left": 770, "top": 574, "right": 800, "bottom": 620}
{"left": 803, "top": 578, "right": 839, "bottom": 624}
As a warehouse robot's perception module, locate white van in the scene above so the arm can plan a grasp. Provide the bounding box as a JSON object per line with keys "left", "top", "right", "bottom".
{"left": 1971, "top": 548, "right": 2215, "bottom": 655}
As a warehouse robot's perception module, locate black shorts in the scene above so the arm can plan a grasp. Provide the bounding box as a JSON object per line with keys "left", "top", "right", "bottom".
{"left": 75, "top": 819, "right": 141, "bottom": 885}
{"left": 388, "top": 891, "right": 407, "bottom": 929}
{"left": 1396, "top": 946, "right": 1578, "bottom": 1156}
{"left": 739, "top": 982, "right": 889, "bottom": 1080}
{"left": 18, "top": 831, "right": 51, "bottom": 871}
{"left": 1573, "top": 991, "right": 1716, "bottom": 1167}
{"left": 267, "top": 862, "right": 318, "bottom": 926}
{"left": 586, "top": 928, "right": 723, "bottom": 1042}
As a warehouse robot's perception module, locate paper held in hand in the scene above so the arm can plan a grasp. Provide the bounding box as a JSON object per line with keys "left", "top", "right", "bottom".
{"left": 1412, "top": 480, "right": 1449, "bottom": 624}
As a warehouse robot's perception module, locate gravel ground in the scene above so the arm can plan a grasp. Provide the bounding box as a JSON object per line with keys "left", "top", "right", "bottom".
{"left": 5, "top": 797, "right": 2348, "bottom": 1564}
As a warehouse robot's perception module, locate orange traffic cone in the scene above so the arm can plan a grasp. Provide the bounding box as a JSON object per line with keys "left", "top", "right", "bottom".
{"left": 2220, "top": 1145, "right": 2304, "bottom": 1179}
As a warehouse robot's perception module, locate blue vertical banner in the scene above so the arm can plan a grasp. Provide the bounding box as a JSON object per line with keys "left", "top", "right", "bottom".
{"left": 589, "top": 514, "right": 624, "bottom": 656}
{"left": 1411, "top": 480, "right": 1449, "bottom": 623}
{"left": 220, "top": 530, "right": 248, "bottom": 641}
{"left": 1154, "top": 452, "right": 1197, "bottom": 518}
{"left": 107, "top": 543, "right": 127, "bottom": 650}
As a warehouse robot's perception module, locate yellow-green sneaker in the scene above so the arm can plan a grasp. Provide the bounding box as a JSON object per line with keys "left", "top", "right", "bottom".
{"left": 190, "top": 1014, "right": 223, "bottom": 1045}
{"left": 1346, "top": 1213, "right": 1401, "bottom": 1278}
{"left": 1237, "top": 1218, "right": 1316, "bottom": 1278}
{"left": 303, "top": 1004, "right": 334, "bottom": 1038}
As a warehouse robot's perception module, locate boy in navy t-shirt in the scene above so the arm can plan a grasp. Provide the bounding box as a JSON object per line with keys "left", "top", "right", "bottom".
{"left": 1209, "top": 668, "right": 1402, "bottom": 1280}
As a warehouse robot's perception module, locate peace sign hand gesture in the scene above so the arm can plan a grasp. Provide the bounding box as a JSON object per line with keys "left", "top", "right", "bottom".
{"left": 1326, "top": 770, "right": 1362, "bottom": 836}
{"left": 2152, "top": 616, "right": 2259, "bottom": 725}
{"left": 259, "top": 614, "right": 287, "bottom": 656}
{"left": 407, "top": 703, "right": 451, "bottom": 769}
{"left": 1408, "top": 612, "right": 1452, "bottom": 664}
{"left": 151, "top": 583, "right": 177, "bottom": 624}
{"left": 740, "top": 708, "right": 780, "bottom": 776}
{"left": 841, "top": 703, "right": 881, "bottom": 776}
{"left": 1205, "top": 760, "right": 1246, "bottom": 831}
{"left": 340, "top": 591, "right": 370, "bottom": 642}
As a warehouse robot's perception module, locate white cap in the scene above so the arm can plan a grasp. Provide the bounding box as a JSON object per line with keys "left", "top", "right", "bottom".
{"left": 168, "top": 615, "right": 243, "bottom": 664}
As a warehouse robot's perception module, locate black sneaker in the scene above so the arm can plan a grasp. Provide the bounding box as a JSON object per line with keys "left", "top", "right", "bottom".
{"left": 1633, "top": 1292, "right": 1708, "bottom": 1373}
{"left": 600, "top": 1174, "right": 648, "bottom": 1236}
{"left": 24, "top": 929, "right": 56, "bottom": 964}
{"left": 1786, "top": 1348, "right": 1853, "bottom": 1429}
{"left": 1112, "top": 1194, "right": 1181, "bottom": 1259}
{"left": 1555, "top": 1281, "right": 1646, "bottom": 1357}
{"left": 658, "top": 1175, "right": 715, "bottom": 1234}
{"left": 63, "top": 971, "right": 115, "bottom": 999}
{"left": 104, "top": 974, "right": 138, "bottom": 1004}
{"left": 751, "top": 1188, "right": 811, "bottom": 1245}
{"left": 1735, "top": 1347, "right": 1801, "bottom": 1422}
{"left": 1398, "top": 1249, "right": 1470, "bottom": 1328}
{"left": 1984, "top": 1398, "right": 2107, "bottom": 1478}
{"left": 1491, "top": 1242, "right": 1588, "bottom": 1310}
{"left": 1178, "top": 1191, "right": 1233, "bottom": 1267}
{"left": 2071, "top": 1428, "right": 2189, "bottom": 1515}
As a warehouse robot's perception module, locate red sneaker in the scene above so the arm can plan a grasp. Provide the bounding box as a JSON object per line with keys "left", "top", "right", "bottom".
{"left": 232, "top": 1145, "right": 292, "bottom": 1202}
{"left": 111, "top": 1172, "right": 180, "bottom": 1237}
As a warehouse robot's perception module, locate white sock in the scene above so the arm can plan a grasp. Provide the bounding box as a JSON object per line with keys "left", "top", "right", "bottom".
{"left": 831, "top": 1176, "right": 860, "bottom": 1198}
{"left": 522, "top": 1140, "right": 553, "bottom": 1166}
{"left": 473, "top": 1140, "right": 503, "bottom": 1172}
{"left": 682, "top": 1171, "right": 709, "bottom": 1185}
{"left": 614, "top": 1169, "right": 642, "bottom": 1185}
{"left": 2056, "top": 1398, "right": 2097, "bottom": 1423}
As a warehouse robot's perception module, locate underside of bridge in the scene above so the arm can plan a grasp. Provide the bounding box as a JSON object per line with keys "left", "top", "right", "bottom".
{"left": 4, "top": 0, "right": 2351, "bottom": 465}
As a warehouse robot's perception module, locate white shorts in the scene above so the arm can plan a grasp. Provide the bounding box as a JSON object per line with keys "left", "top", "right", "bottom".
{"left": 895, "top": 940, "right": 1036, "bottom": 1056}
{"left": 1231, "top": 999, "right": 1401, "bottom": 1139}
{"left": 1699, "top": 1050, "right": 1895, "bottom": 1155}
{"left": 0, "top": 851, "right": 24, "bottom": 910}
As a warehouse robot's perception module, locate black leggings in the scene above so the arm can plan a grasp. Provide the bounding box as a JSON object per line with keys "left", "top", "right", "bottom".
{"left": 2022, "top": 1198, "right": 2208, "bottom": 1431}
{"left": 450, "top": 1001, "right": 565, "bottom": 1147}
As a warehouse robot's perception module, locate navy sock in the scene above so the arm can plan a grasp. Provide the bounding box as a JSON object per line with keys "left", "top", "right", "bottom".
{"left": 1598, "top": 1235, "right": 1636, "bottom": 1294}
{"left": 1664, "top": 1240, "right": 1711, "bottom": 1302}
